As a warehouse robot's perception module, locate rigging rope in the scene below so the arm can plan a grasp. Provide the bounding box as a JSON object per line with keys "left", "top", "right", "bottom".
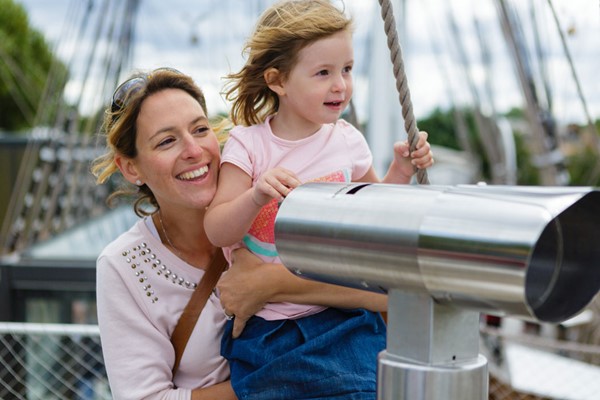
{"left": 377, "top": 0, "right": 429, "bottom": 184}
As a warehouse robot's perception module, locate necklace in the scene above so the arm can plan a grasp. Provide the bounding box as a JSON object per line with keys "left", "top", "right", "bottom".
{"left": 158, "top": 210, "right": 182, "bottom": 258}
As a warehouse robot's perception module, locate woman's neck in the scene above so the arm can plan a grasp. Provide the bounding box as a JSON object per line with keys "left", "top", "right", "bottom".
{"left": 153, "top": 208, "right": 216, "bottom": 269}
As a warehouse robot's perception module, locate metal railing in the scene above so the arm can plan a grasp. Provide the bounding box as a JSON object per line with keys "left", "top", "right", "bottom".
{"left": 1, "top": 318, "right": 599, "bottom": 400}
{"left": 0, "top": 323, "right": 110, "bottom": 400}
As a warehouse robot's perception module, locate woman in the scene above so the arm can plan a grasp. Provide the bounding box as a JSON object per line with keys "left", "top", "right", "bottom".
{"left": 92, "top": 68, "right": 387, "bottom": 400}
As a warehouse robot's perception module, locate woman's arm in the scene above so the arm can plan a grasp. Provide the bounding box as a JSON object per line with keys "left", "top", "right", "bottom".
{"left": 97, "top": 255, "right": 191, "bottom": 400}
{"left": 99, "top": 250, "right": 235, "bottom": 399}
{"left": 191, "top": 381, "right": 236, "bottom": 400}
{"left": 218, "top": 248, "right": 387, "bottom": 338}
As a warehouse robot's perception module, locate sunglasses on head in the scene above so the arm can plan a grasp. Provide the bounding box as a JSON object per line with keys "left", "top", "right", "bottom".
{"left": 111, "top": 67, "right": 182, "bottom": 113}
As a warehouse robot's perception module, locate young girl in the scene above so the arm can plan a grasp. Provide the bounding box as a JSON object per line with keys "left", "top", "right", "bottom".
{"left": 205, "top": 1, "right": 433, "bottom": 399}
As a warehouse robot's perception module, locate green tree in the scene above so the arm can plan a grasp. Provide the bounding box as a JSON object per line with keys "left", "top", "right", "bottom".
{"left": 564, "top": 120, "right": 600, "bottom": 186}
{"left": 0, "top": 0, "right": 67, "bottom": 132}
{"left": 418, "top": 106, "right": 543, "bottom": 185}
{"left": 512, "top": 129, "right": 540, "bottom": 185}
{"left": 417, "top": 107, "right": 462, "bottom": 151}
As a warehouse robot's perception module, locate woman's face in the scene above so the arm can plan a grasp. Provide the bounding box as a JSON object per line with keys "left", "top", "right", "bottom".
{"left": 120, "top": 88, "right": 220, "bottom": 213}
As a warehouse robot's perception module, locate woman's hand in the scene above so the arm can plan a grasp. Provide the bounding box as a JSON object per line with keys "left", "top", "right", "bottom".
{"left": 218, "top": 248, "right": 277, "bottom": 338}
{"left": 218, "top": 248, "right": 388, "bottom": 339}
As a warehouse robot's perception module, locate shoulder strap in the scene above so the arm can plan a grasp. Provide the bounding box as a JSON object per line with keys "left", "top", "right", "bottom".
{"left": 171, "top": 249, "right": 227, "bottom": 375}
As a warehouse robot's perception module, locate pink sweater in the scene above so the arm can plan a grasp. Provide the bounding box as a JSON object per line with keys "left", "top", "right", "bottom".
{"left": 96, "top": 218, "right": 229, "bottom": 400}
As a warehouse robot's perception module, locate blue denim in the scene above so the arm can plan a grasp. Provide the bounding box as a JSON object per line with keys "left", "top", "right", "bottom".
{"left": 221, "top": 307, "right": 386, "bottom": 400}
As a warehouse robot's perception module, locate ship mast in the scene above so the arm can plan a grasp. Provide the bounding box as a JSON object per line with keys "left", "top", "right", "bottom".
{"left": 495, "top": 0, "right": 569, "bottom": 186}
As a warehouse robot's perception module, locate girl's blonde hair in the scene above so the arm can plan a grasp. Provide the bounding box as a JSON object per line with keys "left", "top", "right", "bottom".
{"left": 91, "top": 69, "right": 228, "bottom": 216}
{"left": 224, "top": 0, "right": 353, "bottom": 126}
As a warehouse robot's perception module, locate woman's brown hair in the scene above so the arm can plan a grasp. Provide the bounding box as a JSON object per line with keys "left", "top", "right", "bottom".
{"left": 91, "top": 69, "right": 211, "bottom": 217}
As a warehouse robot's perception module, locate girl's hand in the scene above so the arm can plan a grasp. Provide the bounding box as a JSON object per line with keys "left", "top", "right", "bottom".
{"left": 407, "top": 130, "right": 434, "bottom": 170}
{"left": 391, "top": 131, "right": 434, "bottom": 181}
{"left": 252, "top": 167, "right": 301, "bottom": 206}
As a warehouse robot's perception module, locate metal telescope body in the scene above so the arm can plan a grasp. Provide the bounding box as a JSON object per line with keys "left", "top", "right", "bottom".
{"left": 274, "top": 183, "right": 600, "bottom": 400}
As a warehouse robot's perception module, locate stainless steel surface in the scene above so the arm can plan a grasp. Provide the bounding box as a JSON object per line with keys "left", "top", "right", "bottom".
{"left": 386, "top": 290, "right": 480, "bottom": 364}
{"left": 377, "top": 351, "right": 488, "bottom": 400}
{"left": 381, "top": 290, "right": 487, "bottom": 400}
{"left": 274, "top": 182, "right": 600, "bottom": 322}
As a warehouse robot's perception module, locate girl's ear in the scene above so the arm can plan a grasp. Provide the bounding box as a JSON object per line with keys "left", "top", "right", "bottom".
{"left": 264, "top": 67, "right": 285, "bottom": 96}
{"left": 115, "top": 154, "right": 142, "bottom": 186}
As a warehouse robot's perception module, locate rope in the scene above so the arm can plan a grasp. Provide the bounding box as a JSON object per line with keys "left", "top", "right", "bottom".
{"left": 377, "top": 0, "right": 429, "bottom": 184}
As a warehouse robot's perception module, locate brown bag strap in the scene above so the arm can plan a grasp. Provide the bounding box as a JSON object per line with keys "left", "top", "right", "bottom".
{"left": 171, "top": 249, "right": 227, "bottom": 375}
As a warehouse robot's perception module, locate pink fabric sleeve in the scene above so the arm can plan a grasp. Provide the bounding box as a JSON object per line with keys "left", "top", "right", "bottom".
{"left": 340, "top": 121, "right": 373, "bottom": 180}
{"left": 220, "top": 127, "right": 254, "bottom": 178}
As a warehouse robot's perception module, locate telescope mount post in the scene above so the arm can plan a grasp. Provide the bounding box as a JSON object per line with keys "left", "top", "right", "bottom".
{"left": 378, "top": 290, "right": 489, "bottom": 400}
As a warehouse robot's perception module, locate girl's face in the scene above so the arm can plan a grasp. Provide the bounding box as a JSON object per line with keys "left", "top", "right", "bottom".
{"left": 276, "top": 30, "right": 354, "bottom": 135}
{"left": 117, "top": 88, "right": 221, "bottom": 213}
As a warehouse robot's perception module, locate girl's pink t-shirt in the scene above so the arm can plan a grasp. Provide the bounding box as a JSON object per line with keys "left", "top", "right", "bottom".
{"left": 221, "top": 116, "right": 372, "bottom": 320}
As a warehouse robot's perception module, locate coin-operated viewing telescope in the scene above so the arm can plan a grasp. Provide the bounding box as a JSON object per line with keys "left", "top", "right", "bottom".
{"left": 274, "top": 183, "right": 600, "bottom": 400}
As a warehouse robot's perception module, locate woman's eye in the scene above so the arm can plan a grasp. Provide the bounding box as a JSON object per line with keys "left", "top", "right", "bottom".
{"left": 194, "top": 126, "right": 210, "bottom": 136}
{"left": 157, "top": 137, "right": 175, "bottom": 147}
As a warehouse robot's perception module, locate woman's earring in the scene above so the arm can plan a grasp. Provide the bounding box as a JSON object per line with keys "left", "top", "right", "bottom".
{"left": 135, "top": 179, "right": 142, "bottom": 186}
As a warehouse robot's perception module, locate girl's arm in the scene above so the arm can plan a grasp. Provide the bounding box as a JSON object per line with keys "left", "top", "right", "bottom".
{"left": 204, "top": 163, "right": 261, "bottom": 247}
{"left": 357, "top": 131, "right": 434, "bottom": 184}
{"left": 218, "top": 248, "right": 387, "bottom": 338}
{"left": 205, "top": 163, "right": 301, "bottom": 247}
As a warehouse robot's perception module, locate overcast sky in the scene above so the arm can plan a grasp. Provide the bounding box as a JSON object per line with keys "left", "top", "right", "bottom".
{"left": 15, "top": 0, "right": 600, "bottom": 126}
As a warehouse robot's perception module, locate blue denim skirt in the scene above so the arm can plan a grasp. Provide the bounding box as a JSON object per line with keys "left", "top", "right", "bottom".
{"left": 221, "top": 307, "right": 386, "bottom": 400}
